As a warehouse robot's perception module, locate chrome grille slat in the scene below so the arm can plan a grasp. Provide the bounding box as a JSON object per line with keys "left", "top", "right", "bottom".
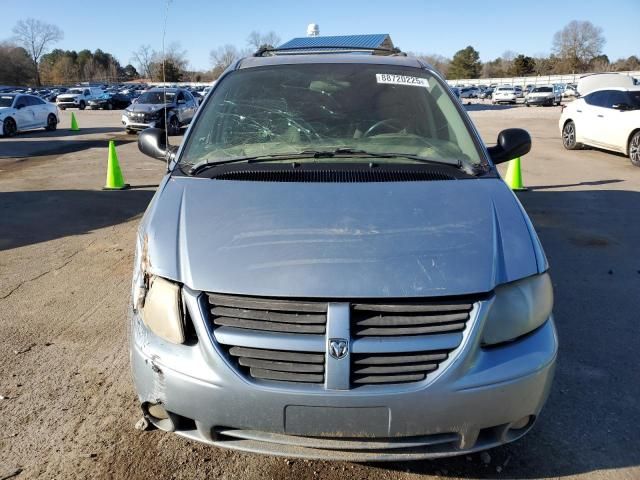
{"left": 355, "top": 322, "right": 466, "bottom": 336}
{"left": 212, "top": 306, "right": 325, "bottom": 324}
{"left": 353, "top": 363, "right": 439, "bottom": 375}
{"left": 213, "top": 316, "right": 326, "bottom": 334}
{"left": 237, "top": 357, "right": 324, "bottom": 373}
{"left": 353, "top": 373, "right": 426, "bottom": 384}
{"left": 208, "top": 293, "right": 327, "bottom": 313}
{"left": 229, "top": 347, "right": 324, "bottom": 364}
{"left": 356, "top": 312, "right": 469, "bottom": 326}
{"left": 354, "top": 352, "right": 448, "bottom": 365}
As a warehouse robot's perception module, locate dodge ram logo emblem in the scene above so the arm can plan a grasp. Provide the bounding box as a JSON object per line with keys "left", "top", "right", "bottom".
{"left": 329, "top": 339, "right": 348, "bottom": 359}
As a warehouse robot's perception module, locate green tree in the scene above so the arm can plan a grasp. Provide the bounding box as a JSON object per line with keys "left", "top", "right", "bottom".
{"left": 448, "top": 46, "right": 481, "bottom": 79}
{"left": 512, "top": 55, "right": 536, "bottom": 76}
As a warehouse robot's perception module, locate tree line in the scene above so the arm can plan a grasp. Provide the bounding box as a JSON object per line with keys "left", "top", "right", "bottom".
{"left": 422, "top": 21, "right": 639, "bottom": 80}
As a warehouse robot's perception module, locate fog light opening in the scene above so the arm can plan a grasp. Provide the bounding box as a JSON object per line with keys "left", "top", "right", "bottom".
{"left": 510, "top": 415, "right": 534, "bottom": 431}
{"left": 143, "top": 402, "right": 175, "bottom": 432}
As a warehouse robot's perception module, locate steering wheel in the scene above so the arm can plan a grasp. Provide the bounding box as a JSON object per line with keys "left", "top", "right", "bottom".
{"left": 363, "top": 118, "right": 405, "bottom": 138}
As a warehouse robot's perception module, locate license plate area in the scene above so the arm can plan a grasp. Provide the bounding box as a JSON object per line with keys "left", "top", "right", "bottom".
{"left": 284, "top": 406, "right": 390, "bottom": 437}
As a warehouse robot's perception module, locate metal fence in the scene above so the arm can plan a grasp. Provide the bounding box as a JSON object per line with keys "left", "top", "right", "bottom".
{"left": 447, "top": 71, "right": 640, "bottom": 87}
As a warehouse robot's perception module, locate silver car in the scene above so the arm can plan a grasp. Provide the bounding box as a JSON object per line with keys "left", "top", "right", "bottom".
{"left": 130, "top": 53, "right": 557, "bottom": 461}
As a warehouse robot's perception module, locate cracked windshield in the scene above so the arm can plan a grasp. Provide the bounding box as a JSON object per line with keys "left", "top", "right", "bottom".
{"left": 180, "top": 63, "right": 482, "bottom": 169}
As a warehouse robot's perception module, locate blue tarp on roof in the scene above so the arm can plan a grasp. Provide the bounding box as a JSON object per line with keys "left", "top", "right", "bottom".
{"left": 278, "top": 34, "right": 391, "bottom": 51}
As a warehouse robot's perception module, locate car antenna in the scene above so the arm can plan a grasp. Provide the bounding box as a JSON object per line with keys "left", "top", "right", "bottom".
{"left": 161, "top": 0, "right": 172, "bottom": 173}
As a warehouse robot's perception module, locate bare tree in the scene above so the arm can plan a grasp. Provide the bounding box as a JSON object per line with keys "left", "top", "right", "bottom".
{"left": 132, "top": 44, "right": 154, "bottom": 80}
{"left": 412, "top": 53, "right": 450, "bottom": 77}
{"left": 246, "top": 31, "right": 281, "bottom": 51}
{"left": 12, "top": 18, "right": 63, "bottom": 86}
{"left": 552, "top": 20, "right": 605, "bottom": 73}
{"left": 210, "top": 44, "right": 250, "bottom": 71}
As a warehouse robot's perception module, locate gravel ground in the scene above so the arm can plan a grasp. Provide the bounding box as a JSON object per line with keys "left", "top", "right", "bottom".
{"left": 1, "top": 106, "right": 639, "bottom": 480}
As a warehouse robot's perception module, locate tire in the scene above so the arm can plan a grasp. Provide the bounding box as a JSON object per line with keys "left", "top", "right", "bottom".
{"left": 125, "top": 128, "right": 135, "bottom": 135}
{"left": 525, "top": 102, "right": 530, "bottom": 107}
{"left": 45, "top": 113, "right": 57, "bottom": 131}
{"left": 79, "top": 101, "right": 86, "bottom": 110}
{"left": 167, "top": 115, "right": 180, "bottom": 136}
{"left": 106, "top": 102, "right": 113, "bottom": 110}
{"left": 2, "top": 117, "right": 17, "bottom": 137}
{"left": 629, "top": 131, "right": 640, "bottom": 167}
{"left": 59, "top": 106, "right": 66, "bottom": 110}
{"left": 562, "top": 120, "right": 581, "bottom": 150}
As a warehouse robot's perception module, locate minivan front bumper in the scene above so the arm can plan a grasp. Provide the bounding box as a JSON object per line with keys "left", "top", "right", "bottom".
{"left": 130, "top": 286, "right": 557, "bottom": 461}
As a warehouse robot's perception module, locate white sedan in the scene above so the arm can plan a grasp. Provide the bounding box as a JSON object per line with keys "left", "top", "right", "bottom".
{"left": 492, "top": 87, "right": 517, "bottom": 104}
{"left": 559, "top": 86, "right": 640, "bottom": 166}
{"left": 0, "top": 93, "right": 59, "bottom": 137}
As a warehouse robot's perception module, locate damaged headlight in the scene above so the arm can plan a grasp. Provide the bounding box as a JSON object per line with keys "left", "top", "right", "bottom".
{"left": 131, "top": 234, "right": 185, "bottom": 344}
{"left": 482, "top": 273, "right": 553, "bottom": 346}
{"left": 141, "top": 276, "right": 185, "bottom": 344}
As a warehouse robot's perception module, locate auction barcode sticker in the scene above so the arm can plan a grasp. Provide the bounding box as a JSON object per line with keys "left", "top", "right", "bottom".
{"left": 376, "top": 74, "right": 429, "bottom": 87}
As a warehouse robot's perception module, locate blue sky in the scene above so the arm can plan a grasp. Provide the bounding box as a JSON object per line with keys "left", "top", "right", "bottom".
{"left": 0, "top": 0, "right": 638, "bottom": 70}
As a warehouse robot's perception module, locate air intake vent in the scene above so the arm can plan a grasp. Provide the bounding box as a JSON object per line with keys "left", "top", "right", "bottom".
{"left": 211, "top": 169, "right": 455, "bottom": 182}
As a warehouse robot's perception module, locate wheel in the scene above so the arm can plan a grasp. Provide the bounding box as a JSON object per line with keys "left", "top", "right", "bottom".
{"left": 106, "top": 102, "right": 113, "bottom": 110}
{"left": 2, "top": 117, "right": 17, "bottom": 137}
{"left": 59, "top": 106, "right": 66, "bottom": 110}
{"left": 167, "top": 115, "right": 180, "bottom": 136}
{"left": 525, "top": 102, "right": 530, "bottom": 107}
{"left": 125, "top": 128, "right": 135, "bottom": 135}
{"left": 79, "top": 101, "right": 86, "bottom": 110}
{"left": 629, "top": 131, "right": 640, "bottom": 167}
{"left": 45, "top": 113, "right": 57, "bottom": 131}
{"left": 562, "top": 120, "right": 581, "bottom": 150}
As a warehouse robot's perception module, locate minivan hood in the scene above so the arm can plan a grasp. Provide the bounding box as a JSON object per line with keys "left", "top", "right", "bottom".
{"left": 142, "top": 177, "right": 545, "bottom": 298}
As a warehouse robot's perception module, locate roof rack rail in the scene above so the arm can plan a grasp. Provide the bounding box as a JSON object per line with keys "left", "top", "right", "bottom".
{"left": 254, "top": 46, "right": 403, "bottom": 57}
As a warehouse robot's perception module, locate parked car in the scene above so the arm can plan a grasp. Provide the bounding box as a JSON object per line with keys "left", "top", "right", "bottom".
{"left": 560, "top": 86, "right": 640, "bottom": 166}
{"left": 56, "top": 87, "right": 104, "bottom": 110}
{"left": 88, "top": 92, "right": 132, "bottom": 110}
{"left": 492, "top": 86, "right": 517, "bottom": 104}
{"left": 525, "top": 86, "right": 561, "bottom": 107}
{"left": 130, "top": 52, "right": 557, "bottom": 461}
{"left": 514, "top": 86, "right": 524, "bottom": 98}
{"left": 562, "top": 84, "right": 578, "bottom": 97}
{"left": 459, "top": 87, "right": 479, "bottom": 99}
{"left": 121, "top": 87, "right": 198, "bottom": 135}
{"left": 478, "top": 87, "right": 493, "bottom": 99}
{"left": 0, "top": 93, "right": 59, "bottom": 136}
{"left": 450, "top": 86, "right": 461, "bottom": 99}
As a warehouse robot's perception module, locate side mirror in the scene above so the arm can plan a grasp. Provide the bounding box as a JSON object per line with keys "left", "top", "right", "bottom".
{"left": 487, "top": 128, "right": 531, "bottom": 165}
{"left": 612, "top": 103, "right": 631, "bottom": 111}
{"left": 138, "top": 128, "right": 178, "bottom": 161}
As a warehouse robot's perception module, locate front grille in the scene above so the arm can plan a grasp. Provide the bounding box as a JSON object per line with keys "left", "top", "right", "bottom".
{"left": 228, "top": 347, "right": 325, "bottom": 383}
{"left": 351, "top": 300, "right": 473, "bottom": 337}
{"left": 209, "top": 293, "right": 327, "bottom": 334}
{"left": 351, "top": 350, "right": 451, "bottom": 385}
{"left": 208, "top": 293, "right": 479, "bottom": 388}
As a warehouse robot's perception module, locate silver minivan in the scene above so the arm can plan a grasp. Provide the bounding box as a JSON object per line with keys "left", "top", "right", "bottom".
{"left": 130, "top": 52, "right": 557, "bottom": 461}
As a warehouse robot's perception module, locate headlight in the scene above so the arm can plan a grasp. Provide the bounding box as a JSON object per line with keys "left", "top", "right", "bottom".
{"left": 131, "top": 235, "right": 185, "bottom": 344}
{"left": 141, "top": 276, "right": 185, "bottom": 344}
{"left": 482, "top": 273, "right": 553, "bottom": 346}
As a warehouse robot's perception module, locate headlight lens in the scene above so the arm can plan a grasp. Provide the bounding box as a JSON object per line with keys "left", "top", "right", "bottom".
{"left": 141, "top": 276, "right": 185, "bottom": 344}
{"left": 482, "top": 273, "right": 553, "bottom": 346}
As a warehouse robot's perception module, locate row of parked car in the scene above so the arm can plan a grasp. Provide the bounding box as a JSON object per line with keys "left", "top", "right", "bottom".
{"left": 450, "top": 84, "right": 569, "bottom": 106}
{"left": 0, "top": 82, "right": 215, "bottom": 137}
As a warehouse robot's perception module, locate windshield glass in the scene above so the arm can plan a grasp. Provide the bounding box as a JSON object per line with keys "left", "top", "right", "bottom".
{"left": 67, "top": 88, "right": 83, "bottom": 94}
{"left": 0, "top": 96, "right": 14, "bottom": 108}
{"left": 179, "top": 64, "right": 483, "bottom": 169}
{"left": 533, "top": 87, "right": 552, "bottom": 93}
{"left": 137, "top": 92, "right": 175, "bottom": 104}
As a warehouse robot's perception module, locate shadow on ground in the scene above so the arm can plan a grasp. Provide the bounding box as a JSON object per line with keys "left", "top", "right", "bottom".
{"left": 3, "top": 126, "right": 123, "bottom": 138}
{"left": 464, "top": 103, "right": 520, "bottom": 111}
{"left": 0, "top": 137, "right": 135, "bottom": 159}
{"left": 0, "top": 189, "right": 155, "bottom": 250}
{"left": 370, "top": 189, "right": 640, "bottom": 478}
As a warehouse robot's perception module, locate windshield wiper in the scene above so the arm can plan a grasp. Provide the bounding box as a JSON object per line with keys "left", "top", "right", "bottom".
{"left": 188, "top": 148, "right": 461, "bottom": 175}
